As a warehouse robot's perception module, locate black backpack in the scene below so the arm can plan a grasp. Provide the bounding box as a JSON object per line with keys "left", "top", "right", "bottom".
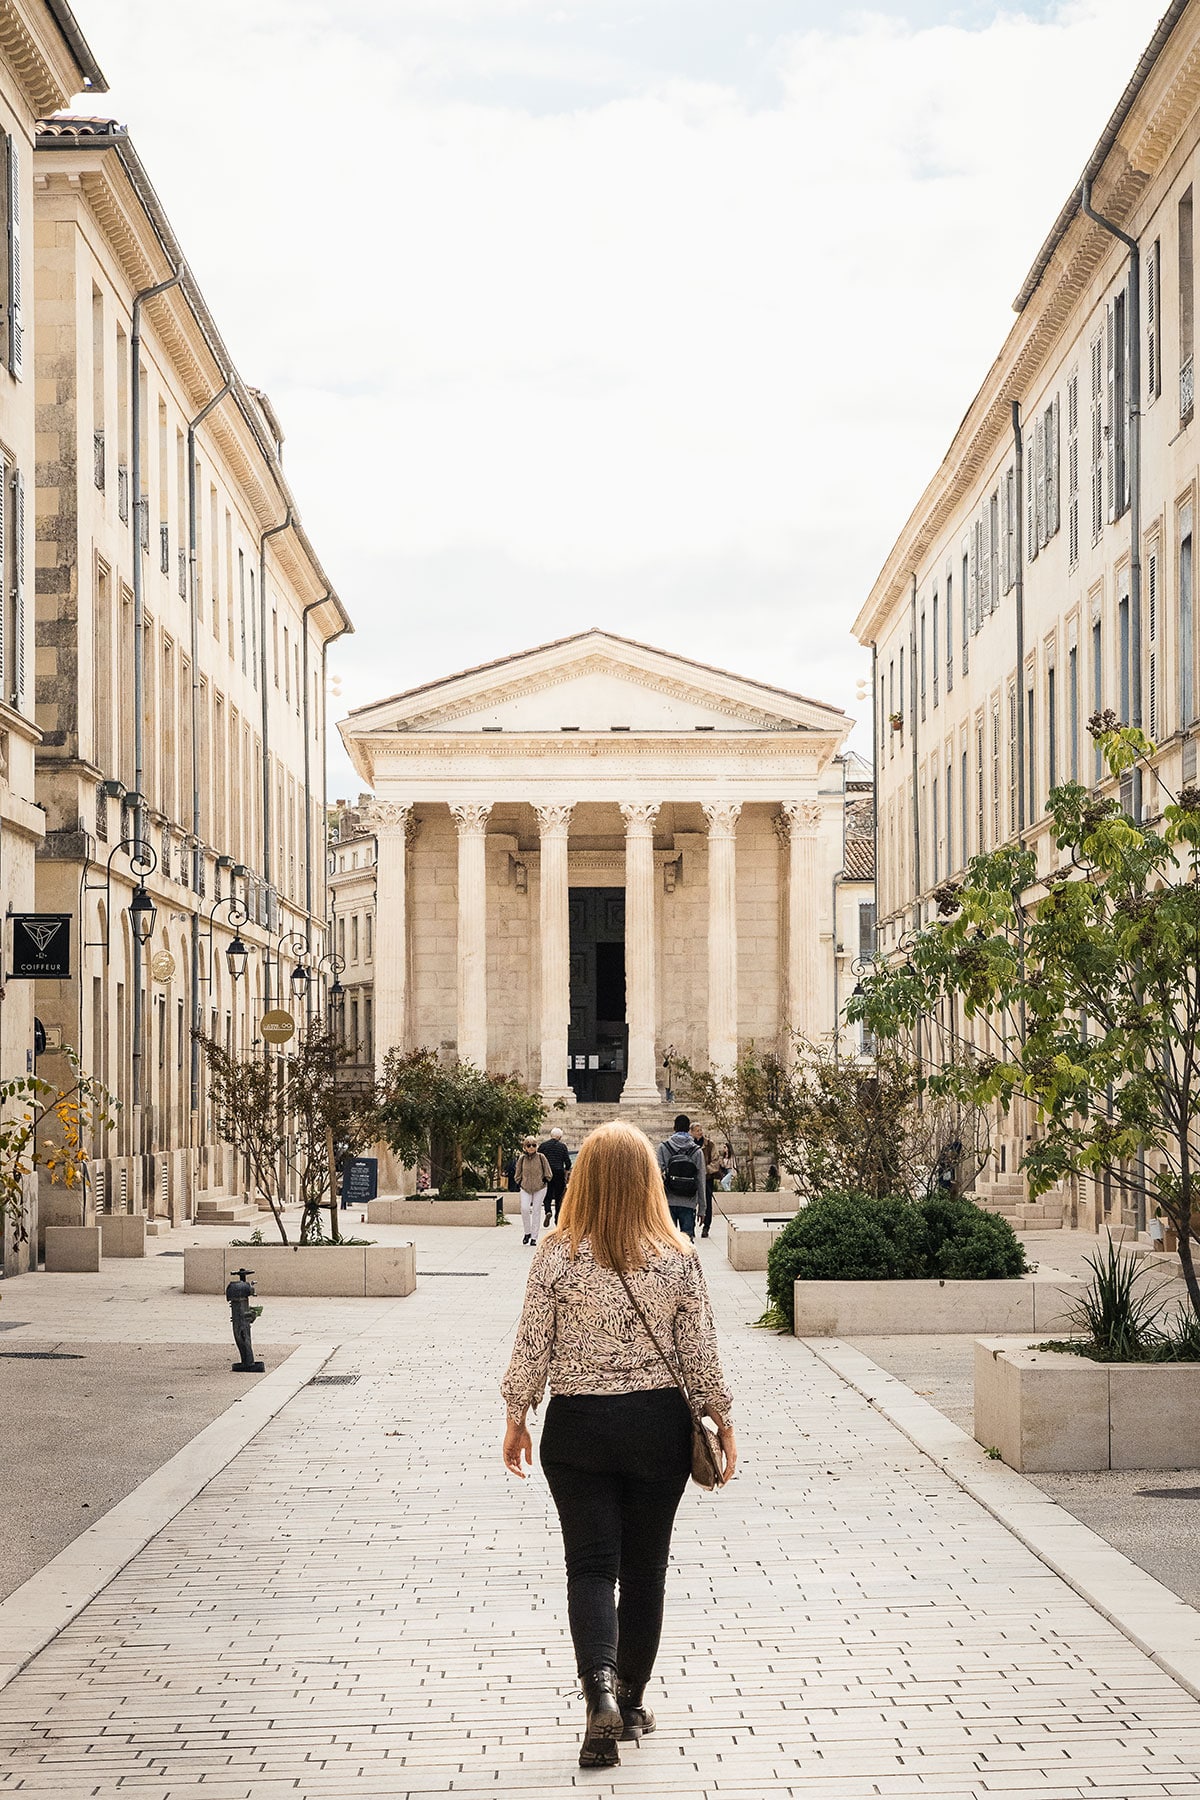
{"left": 662, "top": 1141, "right": 699, "bottom": 1202}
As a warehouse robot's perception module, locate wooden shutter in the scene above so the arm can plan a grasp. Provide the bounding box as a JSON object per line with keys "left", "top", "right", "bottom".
{"left": 978, "top": 510, "right": 990, "bottom": 622}
{"left": 5, "top": 135, "right": 20, "bottom": 380}
{"left": 0, "top": 455, "right": 8, "bottom": 703}
{"left": 970, "top": 522, "right": 979, "bottom": 633}
{"left": 1046, "top": 396, "right": 1060, "bottom": 542}
{"left": 1106, "top": 304, "right": 1116, "bottom": 521}
{"left": 13, "top": 466, "right": 25, "bottom": 710}
{"left": 1147, "top": 543, "right": 1159, "bottom": 740}
{"left": 1147, "top": 239, "right": 1161, "bottom": 401}
{"left": 1091, "top": 335, "right": 1104, "bottom": 539}
{"left": 1028, "top": 414, "right": 1040, "bottom": 561}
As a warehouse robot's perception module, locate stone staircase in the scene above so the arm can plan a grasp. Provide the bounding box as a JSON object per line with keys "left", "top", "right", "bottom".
{"left": 194, "top": 1193, "right": 261, "bottom": 1228}
{"left": 543, "top": 1099, "right": 692, "bottom": 1148}
{"left": 971, "top": 1169, "right": 1065, "bottom": 1232}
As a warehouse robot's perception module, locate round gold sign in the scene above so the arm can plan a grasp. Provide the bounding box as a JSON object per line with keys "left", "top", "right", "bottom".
{"left": 150, "top": 950, "right": 175, "bottom": 983}
{"left": 260, "top": 1008, "right": 296, "bottom": 1045}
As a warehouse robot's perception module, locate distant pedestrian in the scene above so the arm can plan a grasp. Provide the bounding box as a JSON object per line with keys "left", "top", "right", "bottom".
{"left": 656, "top": 1114, "right": 706, "bottom": 1240}
{"left": 540, "top": 1125, "right": 572, "bottom": 1224}
{"left": 515, "top": 1137, "right": 553, "bottom": 1245}
{"left": 501, "top": 1120, "right": 736, "bottom": 1768}
{"left": 694, "top": 1126, "right": 722, "bottom": 1238}
{"left": 719, "top": 1143, "right": 736, "bottom": 1190}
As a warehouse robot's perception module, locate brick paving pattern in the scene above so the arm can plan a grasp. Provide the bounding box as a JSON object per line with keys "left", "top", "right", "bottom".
{"left": 2, "top": 1223, "right": 1200, "bottom": 1797}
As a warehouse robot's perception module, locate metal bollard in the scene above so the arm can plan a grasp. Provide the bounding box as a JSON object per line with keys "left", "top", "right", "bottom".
{"left": 226, "top": 1267, "right": 265, "bottom": 1373}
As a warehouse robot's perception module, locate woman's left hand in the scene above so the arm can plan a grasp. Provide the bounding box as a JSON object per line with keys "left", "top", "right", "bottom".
{"left": 503, "top": 1418, "right": 533, "bottom": 1478}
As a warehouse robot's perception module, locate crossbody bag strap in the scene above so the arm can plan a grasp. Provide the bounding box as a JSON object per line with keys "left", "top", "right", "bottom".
{"left": 614, "top": 1265, "right": 695, "bottom": 1410}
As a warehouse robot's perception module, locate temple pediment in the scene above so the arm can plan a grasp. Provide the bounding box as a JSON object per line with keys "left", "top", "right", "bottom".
{"left": 341, "top": 630, "right": 847, "bottom": 742}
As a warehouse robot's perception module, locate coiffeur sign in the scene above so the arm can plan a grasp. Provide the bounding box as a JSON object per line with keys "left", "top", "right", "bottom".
{"left": 10, "top": 915, "right": 71, "bottom": 979}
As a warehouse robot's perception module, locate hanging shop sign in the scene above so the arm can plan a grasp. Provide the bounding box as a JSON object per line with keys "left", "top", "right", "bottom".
{"left": 10, "top": 914, "right": 71, "bottom": 979}
{"left": 260, "top": 1008, "right": 296, "bottom": 1045}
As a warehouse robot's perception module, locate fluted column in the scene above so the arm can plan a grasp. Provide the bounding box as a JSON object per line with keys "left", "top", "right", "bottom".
{"left": 365, "top": 801, "right": 412, "bottom": 1081}
{"left": 620, "top": 801, "right": 661, "bottom": 1103}
{"left": 451, "top": 802, "right": 492, "bottom": 1068}
{"left": 779, "top": 800, "right": 823, "bottom": 1058}
{"left": 536, "top": 802, "right": 574, "bottom": 1103}
{"left": 703, "top": 801, "right": 741, "bottom": 1076}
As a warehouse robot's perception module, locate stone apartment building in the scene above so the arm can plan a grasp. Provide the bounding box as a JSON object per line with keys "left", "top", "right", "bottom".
{"left": 854, "top": 0, "right": 1200, "bottom": 1232}
{"left": 327, "top": 796, "right": 376, "bottom": 1073}
{"left": 31, "top": 116, "right": 350, "bottom": 1223}
{"left": 0, "top": 6, "right": 104, "bottom": 1268}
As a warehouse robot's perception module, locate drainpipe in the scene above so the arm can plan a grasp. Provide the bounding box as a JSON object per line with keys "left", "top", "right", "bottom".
{"left": 300, "top": 593, "right": 330, "bottom": 1021}
{"left": 129, "top": 264, "right": 183, "bottom": 1136}
{"left": 186, "top": 378, "right": 232, "bottom": 1118}
{"left": 1082, "top": 178, "right": 1142, "bottom": 810}
{"left": 909, "top": 573, "right": 921, "bottom": 932}
{"left": 870, "top": 640, "right": 879, "bottom": 947}
{"left": 259, "top": 509, "right": 292, "bottom": 996}
{"left": 317, "top": 618, "right": 352, "bottom": 1022}
{"left": 1013, "top": 401, "right": 1027, "bottom": 838}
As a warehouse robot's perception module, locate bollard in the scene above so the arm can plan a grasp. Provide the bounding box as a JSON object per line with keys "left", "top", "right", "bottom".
{"left": 226, "top": 1267, "right": 265, "bottom": 1373}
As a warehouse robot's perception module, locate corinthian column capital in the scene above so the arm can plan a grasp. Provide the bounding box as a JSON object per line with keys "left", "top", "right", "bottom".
{"left": 535, "top": 802, "right": 575, "bottom": 838}
{"left": 450, "top": 801, "right": 493, "bottom": 837}
{"left": 619, "top": 800, "right": 661, "bottom": 836}
{"left": 702, "top": 800, "right": 742, "bottom": 839}
{"left": 780, "top": 799, "right": 823, "bottom": 836}
{"left": 363, "top": 800, "right": 412, "bottom": 835}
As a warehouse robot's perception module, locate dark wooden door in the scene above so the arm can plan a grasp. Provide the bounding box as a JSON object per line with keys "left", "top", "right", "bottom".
{"left": 568, "top": 888, "right": 627, "bottom": 1102}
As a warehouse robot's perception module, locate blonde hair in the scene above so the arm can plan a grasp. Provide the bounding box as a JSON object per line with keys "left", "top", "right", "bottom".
{"left": 551, "top": 1120, "right": 688, "bottom": 1271}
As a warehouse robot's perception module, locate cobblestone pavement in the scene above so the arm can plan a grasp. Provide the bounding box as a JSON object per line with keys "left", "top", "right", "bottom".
{"left": 3, "top": 1223, "right": 1200, "bottom": 1797}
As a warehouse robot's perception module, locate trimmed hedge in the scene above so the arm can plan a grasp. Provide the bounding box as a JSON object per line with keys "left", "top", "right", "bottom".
{"left": 765, "top": 1190, "right": 1028, "bottom": 1330}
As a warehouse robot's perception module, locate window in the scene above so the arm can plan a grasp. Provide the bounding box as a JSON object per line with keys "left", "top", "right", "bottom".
{"left": 365, "top": 913, "right": 373, "bottom": 962}
{"left": 920, "top": 607, "right": 927, "bottom": 719}
{"left": 931, "top": 591, "right": 939, "bottom": 708}
{"left": 1118, "top": 589, "right": 1131, "bottom": 722}
{"left": 1182, "top": 511, "right": 1195, "bottom": 725}
{"left": 1002, "top": 467, "right": 1016, "bottom": 593}
{"left": 93, "top": 560, "right": 112, "bottom": 772}
{"left": 1026, "top": 683, "right": 1037, "bottom": 821}
{"left": 991, "top": 702, "right": 1001, "bottom": 846}
{"left": 858, "top": 901, "right": 876, "bottom": 956}
{"left": 283, "top": 625, "right": 290, "bottom": 702}
{"left": 931, "top": 776, "right": 938, "bottom": 882}
{"left": 945, "top": 756, "right": 954, "bottom": 871}
{"left": 976, "top": 721, "right": 985, "bottom": 851}
{"left": 3, "top": 134, "right": 22, "bottom": 379}
{"left": 1093, "top": 617, "right": 1103, "bottom": 782}
{"left": 250, "top": 567, "right": 258, "bottom": 689}
{"left": 945, "top": 568, "right": 954, "bottom": 692}
{"left": 1068, "top": 642, "right": 1080, "bottom": 781}
{"left": 899, "top": 645, "right": 905, "bottom": 727}
{"left": 1181, "top": 188, "right": 1194, "bottom": 423}
{"left": 1147, "top": 237, "right": 1161, "bottom": 402}
{"left": 238, "top": 549, "right": 247, "bottom": 674}
{"left": 961, "top": 550, "right": 969, "bottom": 673}
{"left": 210, "top": 485, "right": 219, "bottom": 636}
{"left": 1109, "top": 293, "right": 1129, "bottom": 519}
{"left": 989, "top": 490, "right": 1000, "bottom": 612}
{"left": 1090, "top": 333, "right": 1104, "bottom": 539}
{"left": 1067, "top": 371, "right": 1080, "bottom": 565}
{"left": 1008, "top": 684, "right": 1018, "bottom": 833}
{"left": 1147, "top": 542, "right": 1160, "bottom": 740}
{"left": 1047, "top": 661, "right": 1058, "bottom": 794}
{"left": 960, "top": 748, "right": 969, "bottom": 863}
{"left": 91, "top": 286, "right": 104, "bottom": 486}
{"left": 351, "top": 913, "right": 360, "bottom": 963}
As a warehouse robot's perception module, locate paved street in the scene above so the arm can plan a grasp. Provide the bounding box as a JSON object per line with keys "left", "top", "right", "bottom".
{"left": 3, "top": 1222, "right": 1200, "bottom": 1797}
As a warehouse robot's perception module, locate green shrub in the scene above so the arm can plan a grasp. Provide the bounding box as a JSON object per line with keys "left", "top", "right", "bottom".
{"left": 765, "top": 1190, "right": 1028, "bottom": 1330}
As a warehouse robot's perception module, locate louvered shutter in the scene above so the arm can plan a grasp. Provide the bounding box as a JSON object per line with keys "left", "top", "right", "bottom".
{"left": 13, "top": 466, "right": 25, "bottom": 710}
{"left": 1000, "top": 473, "right": 1010, "bottom": 594}
{"left": 5, "top": 136, "right": 20, "bottom": 380}
{"left": 1091, "top": 336, "right": 1104, "bottom": 537}
{"left": 0, "top": 457, "right": 8, "bottom": 703}
{"left": 1047, "top": 396, "right": 1060, "bottom": 541}
{"left": 978, "top": 508, "right": 990, "bottom": 621}
{"left": 1147, "top": 544, "right": 1159, "bottom": 740}
{"left": 1147, "top": 240, "right": 1160, "bottom": 401}
{"left": 1106, "top": 304, "right": 1116, "bottom": 521}
{"left": 969, "top": 521, "right": 979, "bottom": 633}
{"left": 1028, "top": 415, "right": 1040, "bottom": 561}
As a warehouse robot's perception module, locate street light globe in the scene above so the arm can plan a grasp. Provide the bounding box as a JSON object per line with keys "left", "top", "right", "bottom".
{"left": 226, "top": 934, "right": 249, "bottom": 981}
{"left": 129, "top": 884, "right": 157, "bottom": 946}
{"left": 290, "top": 963, "right": 310, "bottom": 995}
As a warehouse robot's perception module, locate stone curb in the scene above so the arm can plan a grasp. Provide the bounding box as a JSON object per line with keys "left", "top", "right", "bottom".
{"left": 0, "top": 1340, "right": 335, "bottom": 1691}
{"left": 805, "top": 1336, "right": 1200, "bottom": 1706}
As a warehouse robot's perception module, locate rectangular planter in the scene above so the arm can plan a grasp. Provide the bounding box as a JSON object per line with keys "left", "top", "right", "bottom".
{"left": 99, "top": 1214, "right": 146, "bottom": 1258}
{"left": 44, "top": 1225, "right": 101, "bottom": 1273}
{"left": 793, "top": 1273, "right": 1086, "bottom": 1338}
{"left": 974, "top": 1339, "right": 1200, "bottom": 1471}
{"left": 727, "top": 1215, "right": 797, "bottom": 1271}
{"left": 183, "top": 1243, "right": 416, "bottom": 1298}
{"left": 367, "top": 1196, "right": 497, "bottom": 1228}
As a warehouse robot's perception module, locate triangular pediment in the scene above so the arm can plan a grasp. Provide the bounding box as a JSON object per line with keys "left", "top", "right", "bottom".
{"left": 341, "top": 630, "right": 848, "bottom": 741}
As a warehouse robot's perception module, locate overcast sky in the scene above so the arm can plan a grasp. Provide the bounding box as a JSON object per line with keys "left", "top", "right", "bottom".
{"left": 77, "top": 0, "right": 1168, "bottom": 795}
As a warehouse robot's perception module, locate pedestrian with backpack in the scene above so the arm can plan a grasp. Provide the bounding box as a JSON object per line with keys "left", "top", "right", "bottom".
{"left": 656, "top": 1115, "right": 706, "bottom": 1240}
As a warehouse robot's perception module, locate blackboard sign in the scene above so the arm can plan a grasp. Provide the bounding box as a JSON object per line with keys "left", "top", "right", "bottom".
{"left": 341, "top": 1157, "right": 378, "bottom": 1206}
{"left": 10, "top": 914, "right": 71, "bottom": 978}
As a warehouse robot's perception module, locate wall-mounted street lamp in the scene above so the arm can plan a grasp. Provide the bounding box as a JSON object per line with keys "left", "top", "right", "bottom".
{"left": 200, "top": 893, "right": 255, "bottom": 987}
{"left": 267, "top": 928, "right": 311, "bottom": 1012}
{"left": 315, "top": 950, "right": 346, "bottom": 1028}
{"left": 82, "top": 837, "right": 160, "bottom": 961}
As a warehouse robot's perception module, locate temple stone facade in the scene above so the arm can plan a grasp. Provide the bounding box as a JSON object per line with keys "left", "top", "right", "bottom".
{"left": 339, "top": 631, "right": 870, "bottom": 1102}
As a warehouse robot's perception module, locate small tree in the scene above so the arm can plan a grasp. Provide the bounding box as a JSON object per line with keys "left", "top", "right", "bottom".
{"left": 848, "top": 718, "right": 1200, "bottom": 1319}
{"left": 200, "top": 1023, "right": 378, "bottom": 1244}
{"left": 0, "top": 1046, "right": 119, "bottom": 1250}
{"left": 375, "top": 1048, "right": 547, "bottom": 1197}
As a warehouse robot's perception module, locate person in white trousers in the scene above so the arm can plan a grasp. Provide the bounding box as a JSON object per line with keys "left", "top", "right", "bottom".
{"left": 515, "top": 1137, "right": 553, "bottom": 1246}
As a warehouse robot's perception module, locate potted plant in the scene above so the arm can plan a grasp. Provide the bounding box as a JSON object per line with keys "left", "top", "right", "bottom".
{"left": 889, "top": 712, "right": 904, "bottom": 732}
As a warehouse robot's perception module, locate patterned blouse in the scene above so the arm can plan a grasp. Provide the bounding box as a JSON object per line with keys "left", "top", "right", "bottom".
{"left": 501, "top": 1235, "right": 733, "bottom": 1424}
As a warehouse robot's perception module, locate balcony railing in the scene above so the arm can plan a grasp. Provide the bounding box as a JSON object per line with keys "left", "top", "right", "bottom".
{"left": 160, "top": 522, "right": 169, "bottom": 574}
{"left": 92, "top": 429, "right": 104, "bottom": 490}
{"left": 116, "top": 464, "right": 129, "bottom": 522}
{"left": 1182, "top": 354, "right": 1194, "bottom": 424}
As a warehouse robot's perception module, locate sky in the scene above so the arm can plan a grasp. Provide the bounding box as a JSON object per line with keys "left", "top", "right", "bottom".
{"left": 74, "top": 0, "right": 1170, "bottom": 796}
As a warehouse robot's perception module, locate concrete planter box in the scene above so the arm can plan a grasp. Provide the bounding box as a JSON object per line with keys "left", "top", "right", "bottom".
{"left": 99, "top": 1214, "right": 146, "bottom": 1258}
{"left": 712, "top": 1191, "right": 797, "bottom": 1216}
{"left": 975, "top": 1338, "right": 1200, "bottom": 1471}
{"left": 727, "top": 1214, "right": 798, "bottom": 1271}
{"left": 183, "top": 1243, "right": 416, "bottom": 1298}
{"left": 367, "top": 1195, "right": 497, "bottom": 1228}
{"left": 44, "top": 1225, "right": 101, "bottom": 1273}
{"left": 793, "top": 1272, "right": 1086, "bottom": 1337}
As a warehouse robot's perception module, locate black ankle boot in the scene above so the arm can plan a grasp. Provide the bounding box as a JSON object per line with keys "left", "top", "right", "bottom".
{"left": 579, "top": 1666, "right": 622, "bottom": 1767}
{"left": 617, "top": 1677, "right": 656, "bottom": 1740}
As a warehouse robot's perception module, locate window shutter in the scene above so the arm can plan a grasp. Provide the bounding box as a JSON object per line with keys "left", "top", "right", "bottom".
{"left": 13, "top": 465, "right": 25, "bottom": 710}
{"left": 1147, "top": 543, "right": 1159, "bottom": 740}
{"left": 1147, "top": 240, "right": 1160, "bottom": 400}
{"left": 1000, "top": 472, "right": 1010, "bottom": 594}
{"left": 1091, "top": 335, "right": 1104, "bottom": 539}
{"left": 1046, "top": 396, "right": 1060, "bottom": 540}
{"left": 5, "top": 136, "right": 20, "bottom": 381}
{"left": 1106, "top": 303, "right": 1116, "bottom": 521}
{"left": 0, "top": 455, "right": 8, "bottom": 702}
{"left": 1027, "top": 414, "right": 1040, "bottom": 561}
{"left": 970, "top": 521, "right": 979, "bottom": 633}
{"left": 978, "top": 509, "right": 990, "bottom": 622}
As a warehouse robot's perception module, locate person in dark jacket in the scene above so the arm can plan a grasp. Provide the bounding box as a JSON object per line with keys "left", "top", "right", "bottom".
{"left": 655, "top": 1114, "right": 706, "bottom": 1240}
{"left": 539, "top": 1126, "right": 572, "bottom": 1224}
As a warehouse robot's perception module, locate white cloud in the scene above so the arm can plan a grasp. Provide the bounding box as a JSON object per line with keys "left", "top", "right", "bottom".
{"left": 76, "top": 0, "right": 1165, "bottom": 794}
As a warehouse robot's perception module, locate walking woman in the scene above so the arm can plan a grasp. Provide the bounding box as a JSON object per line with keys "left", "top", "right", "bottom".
{"left": 514, "top": 1136, "right": 553, "bottom": 1245}
{"left": 501, "top": 1121, "right": 736, "bottom": 1767}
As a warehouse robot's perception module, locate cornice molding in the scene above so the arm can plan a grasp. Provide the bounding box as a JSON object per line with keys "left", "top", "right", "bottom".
{"left": 0, "top": 6, "right": 83, "bottom": 116}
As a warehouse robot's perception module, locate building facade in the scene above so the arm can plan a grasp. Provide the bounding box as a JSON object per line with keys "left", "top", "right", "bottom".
{"left": 32, "top": 118, "right": 350, "bottom": 1223}
{"left": 339, "top": 631, "right": 870, "bottom": 1107}
{"left": 327, "top": 796, "right": 376, "bottom": 1075}
{"left": 0, "top": 6, "right": 104, "bottom": 1268}
{"left": 854, "top": 0, "right": 1200, "bottom": 1232}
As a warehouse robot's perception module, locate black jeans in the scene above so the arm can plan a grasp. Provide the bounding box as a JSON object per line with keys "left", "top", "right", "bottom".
{"left": 699, "top": 1176, "right": 715, "bottom": 1233}
{"left": 541, "top": 1388, "right": 690, "bottom": 1686}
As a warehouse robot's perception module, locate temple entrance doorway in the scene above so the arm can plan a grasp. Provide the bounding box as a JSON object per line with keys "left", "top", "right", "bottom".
{"left": 567, "top": 888, "right": 627, "bottom": 1102}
